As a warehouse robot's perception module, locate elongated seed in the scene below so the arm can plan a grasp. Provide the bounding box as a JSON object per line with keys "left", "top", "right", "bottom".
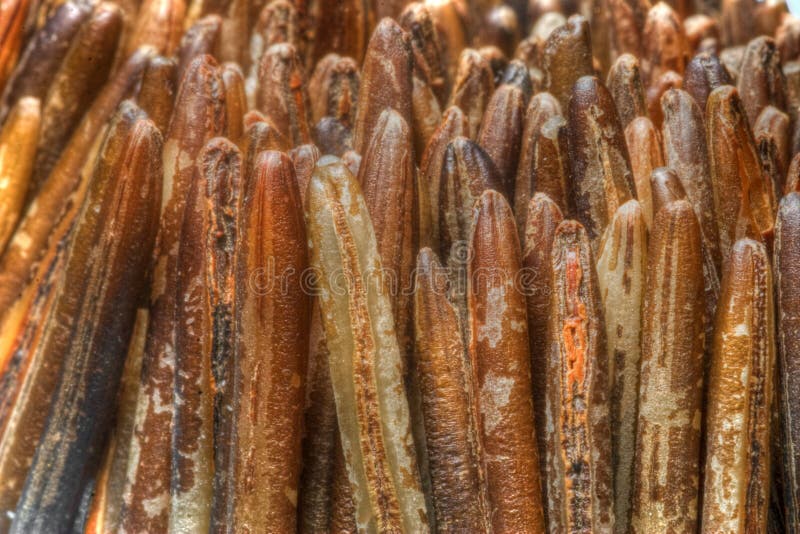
{"left": 241, "top": 118, "right": 290, "bottom": 178}
{"left": 231, "top": 151, "right": 310, "bottom": 531}
{"left": 624, "top": 117, "right": 662, "bottom": 227}
{"left": 775, "top": 193, "right": 800, "bottom": 532}
{"left": 136, "top": 55, "right": 178, "bottom": 134}
{"left": 477, "top": 83, "right": 524, "bottom": 200}
{"left": 683, "top": 52, "right": 733, "bottom": 113}
{"left": 449, "top": 49, "right": 494, "bottom": 139}
{"left": 706, "top": 85, "right": 776, "bottom": 262}
{"left": 604, "top": 0, "right": 643, "bottom": 61}
{"left": 522, "top": 193, "right": 563, "bottom": 519}
{"left": 402, "top": 4, "right": 449, "bottom": 155}
{"left": 306, "top": 157, "right": 429, "bottom": 533}
{"left": 357, "top": 109, "right": 417, "bottom": 361}
{"left": 420, "top": 105, "right": 468, "bottom": 250}
{"left": 631, "top": 200, "right": 705, "bottom": 533}
{"left": 468, "top": 190, "right": 545, "bottom": 533}
{"left": 252, "top": 0, "right": 300, "bottom": 56}
{"left": 476, "top": 5, "right": 520, "bottom": 58}
{"left": 308, "top": 54, "right": 360, "bottom": 127}
{"left": 514, "top": 93, "right": 568, "bottom": 233}
{"left": 641, "top": 3, "right": 687, "bottom": 84}
{"left": 645, "top": 70, "right": 682, "bottom": 129}
{"left": 171, "top": 138, "right": 240, "bottom": 533}
{"left": 0, "top": 97, "right": 40, "bottom": 253}
{"left": 415, "top": 247, "right": 491, "bottom": 532}
{"left": 596, "top": 200, "right": 646, "bottom": 534}
{"left": 719, "top": 0, "right": 756, "bottom": 46}
{"left": 175, "top": 15, "right": 221, "bottom": 82}
{"left": 222, "top": 63, "right": 247, "bottom": 142}
{"left": 125, "top": 0, "right": 185, "bottom": 57}
{"left": 659, "top": 91, "right": 721, "bottom": 364}
{"left": 217, "top": 0, "right": 248, "bottom": 67}
{"left": 400, "top": 3, "right": 449, "bottom": 104}
{"left": 514, "top": 92, "right": 564, "bottom": 232}
{"left": 567, "top": 75, "right": 636, "bottom": 250}
{"left": 660, "top": 88, "right": 721, "bottom": 275}
{"left": 424, "top": 0, "right": 469, "bottom": 78}
{"left": 438, "top": 137, "right": 503, "bottom": 320}
{"left": 543, "top": 15, "right": 593, "bottom": 110}
{"left": 534, "top": 117, "right": 571, "bottom": 228}
{"left": 546, "top": 219, "right": 613, "bottom": 533}
{"left": 606, "top": 53, "right": 648, "bottom": 129}
{"left": 352, "top": 17, "right": 414, "bottom": 156}
{"left": 702, "top": 238, "right": 774, "bottom": 533}
{"left": 0, "top": 1, "right": 91, "bottom": 121}
{"left": 289, "top": 143, "right": 321, "bottom": 203}
{"left": 356, "top": 109, "right": 430, "bottom": 522}
{"left": 754, "top": 105, "right": 790, "bottom": 190}
{"left": 650, "top": 167, "right": 687, "bottom": 215}
{"left": 246, "top": 0, "right": 300, "bottom": 103}
{"left": 303, "top": 0, "right": 368, "bottom": 69}
{"left": 737, "top": 36, "right": 786, "bottom": 127}
{"left": 776, "top": 15, "right": 800, "bottom": 63}
{"left": 257, "top": 43, "right": 312, "bottom": 146}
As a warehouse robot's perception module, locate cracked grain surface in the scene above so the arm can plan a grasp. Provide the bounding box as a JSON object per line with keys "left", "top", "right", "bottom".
{"left": 546, "top": 219, "right": 613, "bottom": 534}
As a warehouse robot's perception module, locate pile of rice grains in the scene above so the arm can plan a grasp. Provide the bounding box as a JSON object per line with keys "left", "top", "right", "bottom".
{"left": 0, "top": 0, "right": 799, "bottom": 532}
